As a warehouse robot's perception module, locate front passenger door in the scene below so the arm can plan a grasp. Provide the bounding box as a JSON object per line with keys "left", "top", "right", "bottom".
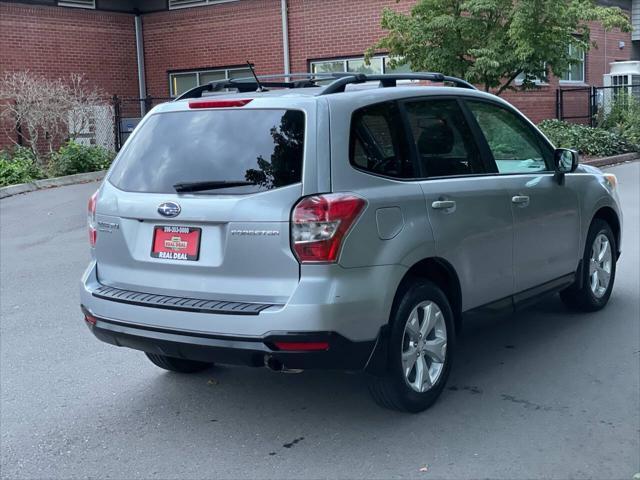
{"left": 465, "top": 100, "right": 580, "bottom": 294}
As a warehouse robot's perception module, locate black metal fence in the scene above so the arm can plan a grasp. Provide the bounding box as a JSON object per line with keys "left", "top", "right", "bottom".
{"left": 556, "top": 86, "right": 595, "bottom": 125}
{"left": 556, "top": 84, "right": 640, "bottom": 127}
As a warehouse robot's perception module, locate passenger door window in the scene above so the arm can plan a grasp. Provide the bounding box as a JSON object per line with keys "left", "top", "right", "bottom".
{"left": 466, "top": 101, "right": 552, "bottom": 174}
{"left": 404, "top": 99, "right": 484, "bottom": 178}
{"left": 350, "top": 102, "right": 414, "bottom": 178}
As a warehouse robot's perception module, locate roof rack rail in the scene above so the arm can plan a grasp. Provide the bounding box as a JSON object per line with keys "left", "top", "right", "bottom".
{"left": 174, "top": 72, "right": 476, "bottom": 100}
{"left": 319, "top": 73, "right": 476, "bottom": 95}
{"left": 175, "top": 73, "right": 346, "bottom": 100}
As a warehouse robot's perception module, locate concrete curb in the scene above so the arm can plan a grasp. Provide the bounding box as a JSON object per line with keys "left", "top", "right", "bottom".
{"left": 582, "top": 152, "right": 639, "bottom": 168}
{"left": 0, "top": 170, "right": 106, "bottom": 199}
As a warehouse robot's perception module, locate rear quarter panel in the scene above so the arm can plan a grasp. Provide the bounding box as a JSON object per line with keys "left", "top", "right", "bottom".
{"left": 326, "top": 91, "right": 438, "bottom": 270}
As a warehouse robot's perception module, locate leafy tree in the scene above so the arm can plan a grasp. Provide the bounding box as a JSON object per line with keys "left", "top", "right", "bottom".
{"left": 0, "top": 72, "right": 104, "bottom": 163}
{"left": 368, "top": 0, "right": 631, "bottom": 95}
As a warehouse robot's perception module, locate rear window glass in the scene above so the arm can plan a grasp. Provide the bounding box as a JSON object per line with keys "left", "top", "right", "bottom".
{"left": 108, "top": 109, "right": 305, "bottom": 194}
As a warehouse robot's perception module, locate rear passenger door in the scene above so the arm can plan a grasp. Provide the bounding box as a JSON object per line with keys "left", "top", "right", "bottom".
{"left": 464, "top": 100, "right": 580, "bottom": 293}
{"left": 403, "top": 98, "right": 515, "bottom": 310}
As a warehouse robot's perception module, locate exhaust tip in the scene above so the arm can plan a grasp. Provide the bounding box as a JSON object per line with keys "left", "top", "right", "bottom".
{"left": 264, "top": 355, "right": 283, "bottom": 372}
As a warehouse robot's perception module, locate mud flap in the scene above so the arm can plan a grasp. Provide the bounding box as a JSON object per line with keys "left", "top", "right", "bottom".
{"left": 363, "top": 326, "right": 390, "bottom": 377}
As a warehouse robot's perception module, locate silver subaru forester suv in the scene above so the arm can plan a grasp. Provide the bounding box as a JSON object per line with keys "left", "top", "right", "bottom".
{"left": 81, "top": 73, "right": 622, "bottom": 412}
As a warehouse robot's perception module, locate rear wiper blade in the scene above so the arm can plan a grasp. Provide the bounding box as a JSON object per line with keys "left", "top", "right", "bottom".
{"left": 173, "top": 180, "right": 256, "bottom": 193}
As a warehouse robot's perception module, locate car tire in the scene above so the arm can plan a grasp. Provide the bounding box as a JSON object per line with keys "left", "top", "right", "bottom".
{"left": 145, "top": 353, "right": 213, "bottom": 373}
{"left": 560, "top": 218, "right": 617, "bottom": 312}
{"left": 366, "top": 279, "right": 455, "bottom": 413}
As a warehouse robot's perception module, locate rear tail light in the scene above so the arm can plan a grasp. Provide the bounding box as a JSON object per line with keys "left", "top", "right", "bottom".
{"left": 88, "top": 190, "right": 97, "bottom": 247}
{"left": 291, "top": 193, "right": 366, "bottom": 263}
{"left": 188, "top": 99, "right": 253, "bottom": 109}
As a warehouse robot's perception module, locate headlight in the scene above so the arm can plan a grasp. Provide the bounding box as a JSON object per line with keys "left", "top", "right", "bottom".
{"left": 603, "top": 173, "right": 618, "bottom": 191}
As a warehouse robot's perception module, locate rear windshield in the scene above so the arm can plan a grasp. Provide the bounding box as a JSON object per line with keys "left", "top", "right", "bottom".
{"left": 108, "top": 109, "right": 305, "bottom": 194}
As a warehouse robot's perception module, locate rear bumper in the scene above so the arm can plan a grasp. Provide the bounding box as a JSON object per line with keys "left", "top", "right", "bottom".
{"left": 82, "top": 306, "right": 377, "bottom": 371}
{"left": 80, "top": 260, "right": 405, "bottom": 342}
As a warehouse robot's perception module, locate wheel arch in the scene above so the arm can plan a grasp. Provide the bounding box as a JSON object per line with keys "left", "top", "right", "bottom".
{"left": 592, "top": 206, "right": 621, "bottom": 259}
{"left": 365, "top": 256, "right": 462, "bottom": 377}
{"left": 392, "top": 257, "right": 463, "bottom": 334}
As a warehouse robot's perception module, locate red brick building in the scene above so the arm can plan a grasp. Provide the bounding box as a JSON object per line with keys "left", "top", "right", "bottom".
{"left": 0, "top": 0, "right": 635, "bottom": 149}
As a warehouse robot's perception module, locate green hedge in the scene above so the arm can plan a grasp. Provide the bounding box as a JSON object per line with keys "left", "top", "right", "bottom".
{"left": 0, "top": 147, "right": 45, "bottom": 187}
{"left": 48, "top": 141, "right": 115, "bottom": 177}
{"left": 598, "top": 95, "right": 640, "bottom": 147}
{"left": 538, "top": 119, "right": 637, "bottom": 157}
{"left": 0, "top": 142, "right": 115, "bottom": 188}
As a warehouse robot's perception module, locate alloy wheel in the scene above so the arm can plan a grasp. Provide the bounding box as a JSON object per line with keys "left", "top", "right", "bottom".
{"left": 401, "top": 301, "right": 447, "bottom": 393}
{"left": 589, "top": 233, "right": 613, "bottom": 299}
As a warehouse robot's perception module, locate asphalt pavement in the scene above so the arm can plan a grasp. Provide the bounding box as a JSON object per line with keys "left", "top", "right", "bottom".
{"left": 1, "top": 162, "right": 639, "bottom": 480}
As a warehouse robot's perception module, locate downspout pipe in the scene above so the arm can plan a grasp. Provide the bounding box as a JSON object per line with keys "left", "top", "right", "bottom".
{"left": 633, "top": 0, "right": 640, "bottom": 60}
{"left": 281, "top": 0, "right": 290, "bottom": 75}
{"left": 134, "top": 13, "right": 147, "bottom": 115}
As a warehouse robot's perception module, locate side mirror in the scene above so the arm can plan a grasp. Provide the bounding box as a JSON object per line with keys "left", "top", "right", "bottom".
{"left": 554, "top": 149, "right": 578, "bottom": 185}
{"left": 554, "top": 148, "right": 578, "bottom": 173}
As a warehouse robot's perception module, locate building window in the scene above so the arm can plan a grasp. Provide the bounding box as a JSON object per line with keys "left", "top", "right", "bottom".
{"left": 58, "top": 0, "right": 95, "bottom": 8}
{"left": 515, "top": 45, "right": 585, "bottom": 85}
{"left": 515, "top": 65, "right": 549, "bottom": 86}
{"left": 561, "top": 44, "right": 585, "bottom": 83}
{"left": 310, "top": 56, "right": 411, "bottom": 76}
{"left": 611, "top": 74, "right": 640, "bottom": 103}
{"left": 169, "top": 0, "right": 239, "bottom": 10}
{"left": 169, "top": 67, "right": 252, "bottom": 97}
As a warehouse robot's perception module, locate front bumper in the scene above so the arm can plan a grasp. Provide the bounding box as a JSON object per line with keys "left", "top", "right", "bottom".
{"left": 82, "top": 306, "right": 378, "bottom": 371}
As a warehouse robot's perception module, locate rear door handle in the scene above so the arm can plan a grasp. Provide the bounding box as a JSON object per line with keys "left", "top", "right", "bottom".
{"left": 512, "top": 195, "right": 530, "bottom": 206}
{"left": 431, "top": 200, "right": 456, "bottom": 210}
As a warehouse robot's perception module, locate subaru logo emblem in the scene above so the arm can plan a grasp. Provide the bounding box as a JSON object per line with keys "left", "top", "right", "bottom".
{"left": 158, "top": 202, "right": 181, "bottom": 218}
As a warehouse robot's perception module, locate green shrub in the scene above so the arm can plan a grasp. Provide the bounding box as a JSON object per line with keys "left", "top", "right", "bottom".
{"left": 538, "top": 119, "right": 636, "bottom": 157}
{"left": 598, "top": 94, "right": 640, "bottom": 147}
{"left": 0, "top": 146, "right": 45, "bottom": 187}
{"left": 48, "top": 141, "right": 115, "bottom": 177}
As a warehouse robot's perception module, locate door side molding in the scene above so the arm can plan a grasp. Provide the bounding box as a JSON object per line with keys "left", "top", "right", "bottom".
{"left": 512, "top": 272, "right": 575, "bottom": 309}
{"left": 464, "top": 272, "right": 576, "bottom": 316}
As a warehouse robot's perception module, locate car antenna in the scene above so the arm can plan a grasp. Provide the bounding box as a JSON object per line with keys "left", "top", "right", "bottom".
{"left": 246, "top": 61, "right": 268, "bottom": 92}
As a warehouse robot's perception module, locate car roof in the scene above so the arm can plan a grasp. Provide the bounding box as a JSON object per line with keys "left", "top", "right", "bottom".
{"left": 157, "top": 84, "right": 507, "bottom": 114}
